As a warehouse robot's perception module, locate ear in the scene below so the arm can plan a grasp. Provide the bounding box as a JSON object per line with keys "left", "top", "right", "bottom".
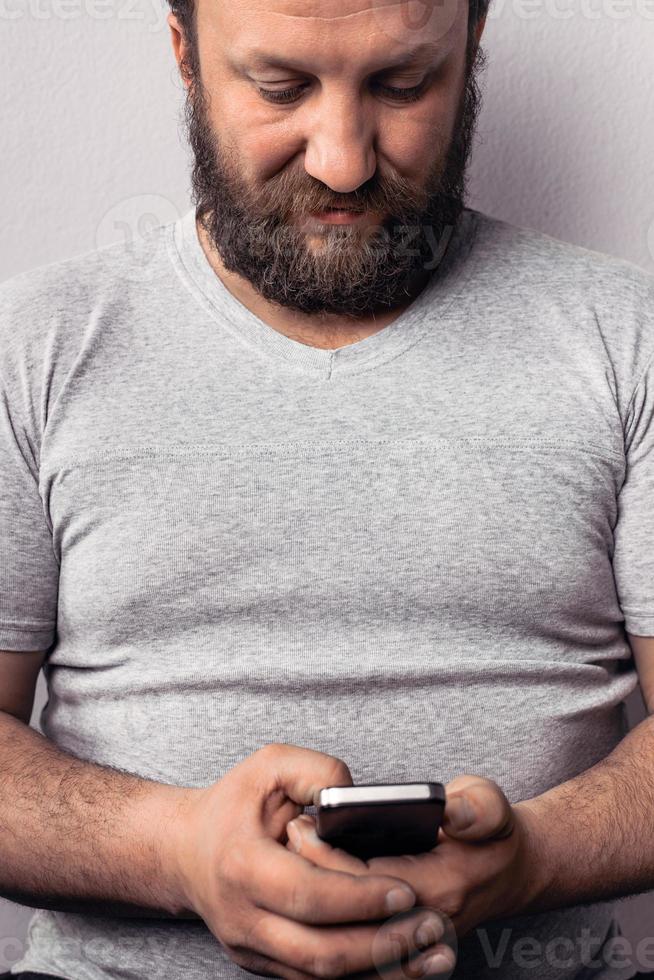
{"left": 168, "top": 13, "right": 194, "bottom": 91}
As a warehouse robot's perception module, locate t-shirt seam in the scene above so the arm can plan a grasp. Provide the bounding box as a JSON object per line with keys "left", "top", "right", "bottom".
{"left": 0, "top": 618, "right": 56, "bottom": 630}
{"left": 39, "top": 436, "right": 625, "bottom": 474}
{"left": 0, "top": 362, "right": 41, "bottom": 485}
{"left": 167, "top": 212, "right": 341, "bottom": 375}
{"left": 623, "top": 345, "right": 654, "bottom": 441}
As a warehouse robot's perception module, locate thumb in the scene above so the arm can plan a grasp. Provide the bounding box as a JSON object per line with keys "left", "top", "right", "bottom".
{"left": 252, "top": 743, "right": 354, "bottom": 839}
{"left": 442, "top": 775, "right": 515, "bottom": 841}
{"left": 254, "top": 742, "right": 353, "bottom": 819}
{"left": 261, "top": 742, "right": 354, "bottom": 806}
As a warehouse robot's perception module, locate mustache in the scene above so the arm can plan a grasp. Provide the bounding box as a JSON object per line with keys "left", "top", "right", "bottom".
{"left": 234, "top": 163, "right": 438, "bottom": 223}
{"left": 188, "top": 112, "right": 440, "bottom": 224}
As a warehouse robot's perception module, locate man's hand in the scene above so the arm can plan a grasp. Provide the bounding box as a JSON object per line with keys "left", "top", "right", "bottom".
{"left": 285, "top": 775, "right": 545, "bottom": 948}
{"left": 169, "top": 743, "right": 456, "bottom": 979}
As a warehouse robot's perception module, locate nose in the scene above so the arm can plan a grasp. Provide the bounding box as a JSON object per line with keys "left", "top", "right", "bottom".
{"left": 303, "top": 91, "right": 377, "bottom": 195}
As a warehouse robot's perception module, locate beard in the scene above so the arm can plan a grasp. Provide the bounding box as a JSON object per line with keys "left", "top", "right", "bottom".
{"left": 180, "top": 32, "right": 486, "bottom": 318}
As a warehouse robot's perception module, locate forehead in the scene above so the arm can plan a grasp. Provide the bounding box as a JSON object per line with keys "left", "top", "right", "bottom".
{"left": 201, "top": 0, "right": 467, "bottom": 69}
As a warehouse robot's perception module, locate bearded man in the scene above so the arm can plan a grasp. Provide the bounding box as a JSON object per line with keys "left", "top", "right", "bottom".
{"left": 1, "top": 3, "right": 654, "bottom": 980}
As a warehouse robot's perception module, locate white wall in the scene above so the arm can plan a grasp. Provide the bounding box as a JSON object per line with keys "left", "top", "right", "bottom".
{"left": 2, "top": 3, "right": 654, "bottom": 278}
{"left": 470, "top": 11, "right": 654, "bottom": 272}
{"left": 2, "top": 2, "right": 654, "bottom": 973}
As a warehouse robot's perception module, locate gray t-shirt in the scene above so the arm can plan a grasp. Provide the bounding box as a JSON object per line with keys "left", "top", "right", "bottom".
{"left": 1, "top": 204, "right": 653, "bottom": 980}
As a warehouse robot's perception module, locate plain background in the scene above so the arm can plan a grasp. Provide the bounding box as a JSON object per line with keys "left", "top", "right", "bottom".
{"left": 1, "top": 0, "right": 654, "bottom": 972}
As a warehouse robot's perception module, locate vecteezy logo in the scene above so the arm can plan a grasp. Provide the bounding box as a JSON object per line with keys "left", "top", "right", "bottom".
{"left": 95, "top": 193, "right": 181, "bottom": 283}
{"left": 370, "top": 0, "right": 463, "bottom": 46}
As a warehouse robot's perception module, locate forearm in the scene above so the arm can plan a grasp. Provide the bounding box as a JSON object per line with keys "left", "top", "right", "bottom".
{"left": 0, "top": 710, "right": 201, "bottom": 920}
{"left": 515, "top": 713, "right": 654, "bottom": 914}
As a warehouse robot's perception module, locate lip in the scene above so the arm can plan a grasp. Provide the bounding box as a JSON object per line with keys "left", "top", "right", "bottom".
{"left": 310, "top": 209, "right": 368, "bottom": 225}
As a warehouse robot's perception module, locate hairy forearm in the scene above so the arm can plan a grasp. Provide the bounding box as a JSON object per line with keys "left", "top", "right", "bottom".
{"left": 516, "top": 713, "right": 654, "bottom": 914}
{"left": 0, "top": 710, "right": 200, "bottom": 920}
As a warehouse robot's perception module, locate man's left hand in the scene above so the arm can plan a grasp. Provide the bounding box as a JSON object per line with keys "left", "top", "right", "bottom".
{"left": 284, "top": 775, "right": 545, "bottom": 942}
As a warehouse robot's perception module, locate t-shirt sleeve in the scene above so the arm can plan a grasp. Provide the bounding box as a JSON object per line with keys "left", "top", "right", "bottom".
{"left": 0, "top": 360, "right": 59, "bottom": 651}
{"left": 613, "top": 352, "right": 654, "bottom": 637}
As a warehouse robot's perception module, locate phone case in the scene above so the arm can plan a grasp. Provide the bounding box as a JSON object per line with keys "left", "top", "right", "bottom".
{"left": 315, "top": 782, "right": 446, "bottom": 860}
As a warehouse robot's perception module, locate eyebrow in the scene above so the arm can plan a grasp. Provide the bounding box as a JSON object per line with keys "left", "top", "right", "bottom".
{"left": 235, "top": 42, "right": 445, "bottom": 74}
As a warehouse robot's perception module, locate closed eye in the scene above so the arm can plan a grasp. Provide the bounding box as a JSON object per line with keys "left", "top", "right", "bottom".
{"left": 257, "top": 76, "right": 431, "bottom": 106}
{"left": 373, "top": 79, "right": 430, "bottom": 103}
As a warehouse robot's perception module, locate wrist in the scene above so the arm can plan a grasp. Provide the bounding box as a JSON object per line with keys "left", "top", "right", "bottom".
{"left": 512, "top": 797, "right": 556, "bottom": 917}
{"left": 148, "top": 783, "right": 206, "bottom": 917}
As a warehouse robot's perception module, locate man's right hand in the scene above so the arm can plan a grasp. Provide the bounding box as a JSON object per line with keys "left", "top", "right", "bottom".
{"left": 167, "top": 743, "right": 447, "bottom": 979}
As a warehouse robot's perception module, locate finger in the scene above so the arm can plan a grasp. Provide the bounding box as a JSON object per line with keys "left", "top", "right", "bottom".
{"left": 244, "top": 837, "right": 418, "bottom": 925}
{"left": 286, "top": 816, "right": 449, "bottom": 927}
{"left": 350, "top": 941, "right": 457, "bottom": 980}
{"left": 246, "top": 905, "right": 447, "bottom": 978}
{"left": 286, "top": 815, "right": 369, "bottom": 874}
{"left": 258, "top": 742, "right": 354, "bottom": 809}
{"left": 229, "top": 940, "right": 456, "bottom": 980}
{"left": 441, "top": 775, "right": 514, "bottom": 841}
{"left": 226, "top": 945, "right": 316, "bottom": 980}
{"left": 264, "top": 790, "right": 306, "bottom": 842}
{"left": 366, "top": 851, "right": 441, "bottom": 902}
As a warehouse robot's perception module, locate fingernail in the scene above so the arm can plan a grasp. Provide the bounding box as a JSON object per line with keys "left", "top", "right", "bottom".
{"left": 415, "top": 917, "right": 444, "bottom": 949}
{"left": 286, "top": 821, "right": 301, "bottom": 852}
{"left": 385, "top": 886, "right": 416, "bottom": 913}
{"left": 420, "top": 951, "right": 453, "bottom": 975}
{"left": 447, "top": 795, "right": 476, "bottom": 831}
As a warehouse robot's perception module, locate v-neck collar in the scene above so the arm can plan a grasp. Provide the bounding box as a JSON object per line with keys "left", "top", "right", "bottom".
{"left": 169, "top": 204, "right": 479, "bottom": 380}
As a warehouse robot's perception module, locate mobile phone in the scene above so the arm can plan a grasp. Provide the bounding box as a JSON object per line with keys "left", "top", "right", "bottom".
{"left": 315, "top": 783, "right": 446, "bottom": 860}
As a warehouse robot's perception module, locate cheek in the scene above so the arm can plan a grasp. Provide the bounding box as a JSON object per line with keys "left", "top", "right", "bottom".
{"left": 213, "top": 94, "right": 303, "bottom": 183}
{"left": 242, "top": 129, "right": 303, "bottom": 182}
{"left": 376, "top": 109, "right": 453, "bottom": 183}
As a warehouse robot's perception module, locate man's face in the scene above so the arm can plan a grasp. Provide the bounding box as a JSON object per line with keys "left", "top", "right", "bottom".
{"left": 172, "top": 0, "right": 486, "bottom": 318}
